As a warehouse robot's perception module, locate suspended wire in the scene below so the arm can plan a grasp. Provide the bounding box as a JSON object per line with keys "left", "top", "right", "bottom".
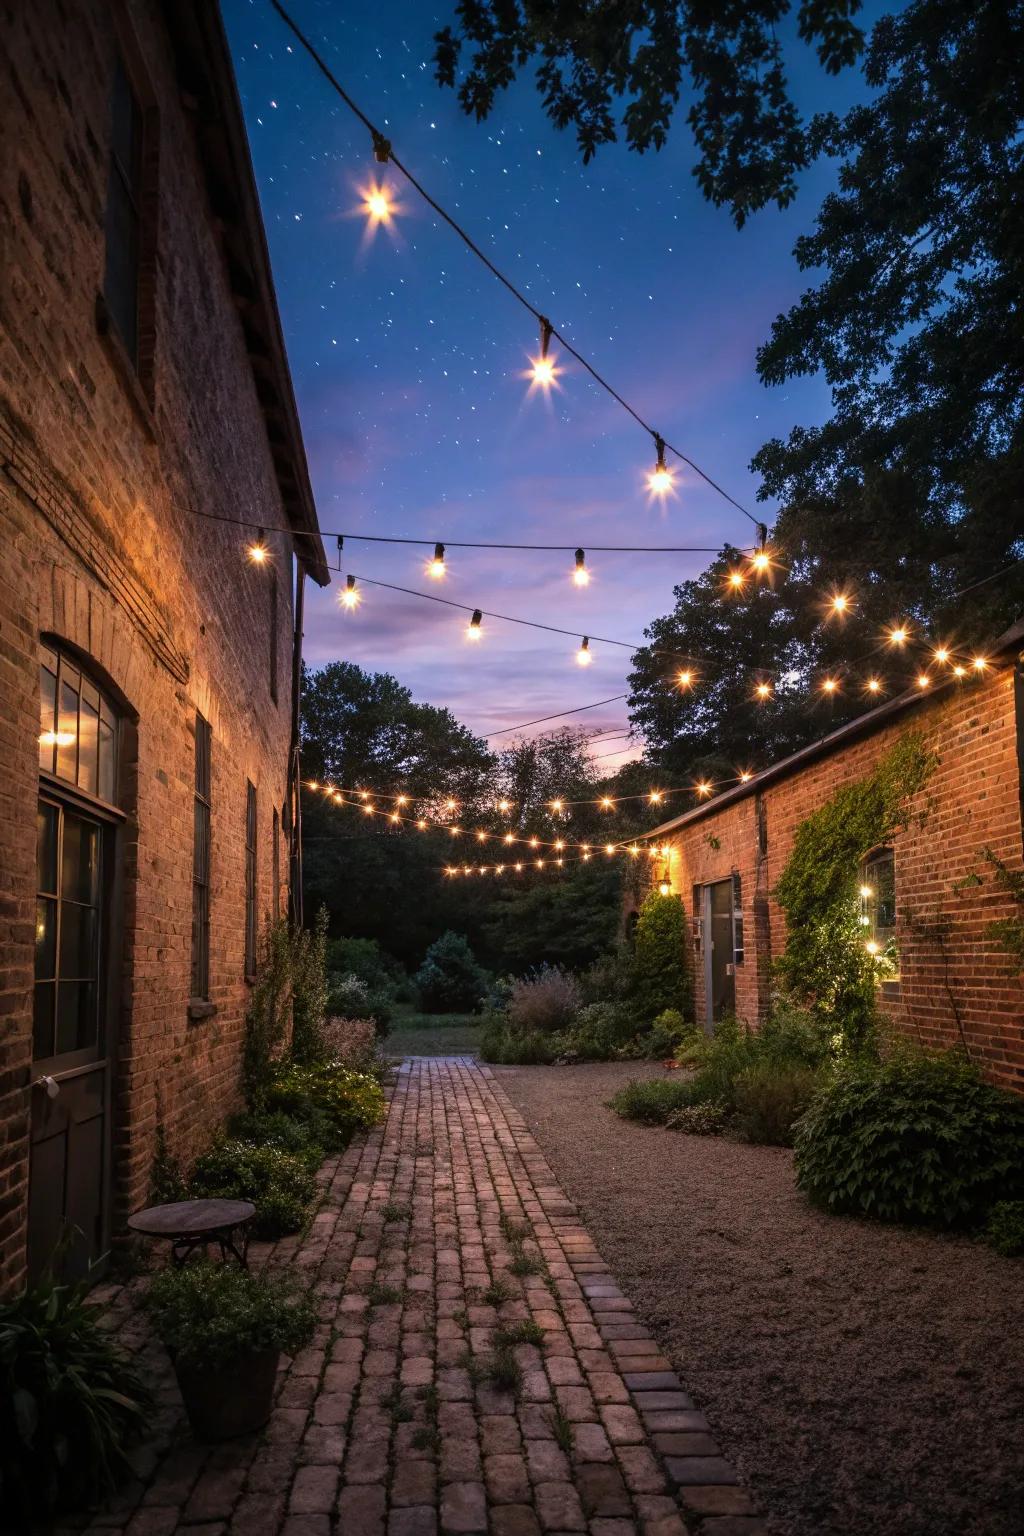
{"left": 484, "top": 694, "right": 628, "bottom": 737}
{"left": 267, "top": 0, "right": 764, "bottom": 531}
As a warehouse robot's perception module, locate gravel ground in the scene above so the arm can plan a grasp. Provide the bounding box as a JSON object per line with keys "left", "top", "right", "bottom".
{"left": 494, "top": 1059, "right": 1024, "bottom": 1536}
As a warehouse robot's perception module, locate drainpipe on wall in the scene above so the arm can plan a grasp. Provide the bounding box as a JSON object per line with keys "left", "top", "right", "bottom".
{"left": 288, "top": 562, "right": 306, "bottom": 929}
{"left": 1015, "top": 652, "right": 1024, "bottom": 858}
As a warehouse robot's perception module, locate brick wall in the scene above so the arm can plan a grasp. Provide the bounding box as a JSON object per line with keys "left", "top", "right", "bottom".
{"left": 650, "top": 667, "right": 1024, "bottom": 1090}
{"left": 0, "top": 1, "right": 306, "bottom": 1291}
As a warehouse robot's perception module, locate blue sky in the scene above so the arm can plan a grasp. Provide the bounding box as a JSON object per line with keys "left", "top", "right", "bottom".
{"left": 222, "top": 0, "right": 883, "bottom": 758}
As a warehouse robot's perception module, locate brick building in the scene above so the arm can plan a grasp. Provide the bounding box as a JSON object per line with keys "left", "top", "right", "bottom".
{"left": 637, "top": 622, "right": 1024, "bottom": 1091}
{"left": 0, "top": 0, "right": 329, "bottom": 1292}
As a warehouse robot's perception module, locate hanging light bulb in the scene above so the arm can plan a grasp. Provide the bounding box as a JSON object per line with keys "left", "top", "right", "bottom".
{"left": 359, "top": 178, "right": 398, "bottom": 229}
{"left": 466, "top": 610, "right": 483, "bottom": 642}
{"left": 554, "top": 839, "right": 565, "bottom": 851}
{"left": 340, "top": 574, "right": 360, "bottom": 610}
{"left": 658, "top": 880, "right": 671, "bottom": 897}
{"left": 576, "top": 636, "right": 592, "bottom": 667}
{"left": 933, "top": 646, "right": 950, "bottom": 665}
{"left": 917, "top": 673, "right": 931, "bottom": 690}
{"left": 695, "top": 781, "right": 712, "bottom": 798}
{"left": 726, "top": 568, "right": 746, "bottom": 592}
{"left": 828, "top": 592, "right": 851, "bottom": 616}
{"left": 887, "top": 624, "right": 909, "bottom": 646}
{"left": 866, "top": 676, "right": 883, "bottom": 695}
{"left": 677, "top": 669, "right": 695, "bottom": 690}
{"left": 396, "top": 795, "right": 409, "bottom": 807}
{"left": 953, "top": 663, "right": 967, "bottom": 677}
{"left": 362, "top": 803, "right": 375, "bottom": 816}
{"left": 755, "top": 680, "right": 773, "bottom": 701}
{"left": 248, "top": 528, "right": 269, "bottom": 564}
{"left": 599, "top": 796, "right": 615, "bottom": 810}
{"left": 572, "top": 548, "right": 590, "bottom": 587}
{"left": 550, "top": 799, "right": 564, "bottom": 813}
{"left": 416, "top": 819, "right": 427, "bottom": 830}
{"left": 476, "top": 830, "right": 487, "bottom": 843}
{"left": 427, "top": 542, "right": 446, "bottom": 579}
{"left": 389, "top": 811, "right": 400, "bottom": 824}
{"left": 821, "top": 677, "right": 839, "bottom": 694}
{"left": 449, "top": 825, "right": 461, "bottom": 837}
{"left": 739, "top": 770, "right": 752, "bottom": 783}
{"left": 515, "top": 862, "right": 523, "bottom": 872}
{"left": 972, "top": 655, "right": 988, "bottom": 671}
{"left": 503, "top": 832, "right": 515, "bottom": 845}
{"left": 647, "top": 434, "right": 675, "bottom": 497}
{"left": 648, "top": 790, "right": 663, "bottom": 805}
{"left": 528, "top": 317, "right": 560, "bottom": 391}
{"left": 604, "top": 843, "right": 616, "bottom": 855}
{"left": 498, "top": 799, "right": 511, "bottom": 812}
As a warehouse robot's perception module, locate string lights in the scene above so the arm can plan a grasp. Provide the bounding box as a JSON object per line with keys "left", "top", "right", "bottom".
{"left": 647, "top": 436, "right": 676, "bottom": 499}
{"left": 247, "top": 528, "right": 268, "bottom": 564}
{"left": 427, "top": 543, "right": 446, "bottom": 579}
{"left": 573, "top": 549, "right": 590, "bottom": 587}
{"left": 576, "top": 636, "right": 592, "bottom": 667}
{"left": 467, "top": 609, "right": 483, "bottom": 641}
{"left": 340, "top": 574, "right": 360, "bottom": 609}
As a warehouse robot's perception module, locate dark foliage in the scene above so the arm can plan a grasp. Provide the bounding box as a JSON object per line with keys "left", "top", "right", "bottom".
{"left": 145, "top": 1262, "right": 315, "bottom": 1370}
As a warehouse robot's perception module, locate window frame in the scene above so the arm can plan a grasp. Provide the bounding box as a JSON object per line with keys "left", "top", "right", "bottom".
{"left": 191, "top": 714, "right": 212, "bottom": 1001}
{"left": 859, "top": 846, "right": 898, "bottom": 977}
{"left": 39, "top": 645, "right": 120, "bottom": 810}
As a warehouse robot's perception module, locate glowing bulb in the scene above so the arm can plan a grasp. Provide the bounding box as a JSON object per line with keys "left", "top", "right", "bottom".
{"left": 917, "top": 674, "right": 931, "bottom": 690}
{"left": 866, "top": 677, "right": 882, "bottom": 694}
{"left": 821, "top": 677, "right": 839, "bottom": 694}
{"left": 649, "top": 790, "right": 663, "bottom": 805}
{"left": 307, "top": 780, "right": 318, "bottom": 790}
{"left": 359, "top": 790, "right": 370, "bottom": 801}
{"left": 389, "top": 812, "right": 400, "bottom": 824}
{"left": 555, "top": 858, "right": 564, "bottom": 868}
{"left": 550, "top": 799, "right": 563, "bottom": 812}
{"left": 972, "top": 655, "right": 988, "bottom": 671}
{"left": 865, "top": 940, "right": 880, "bottom": 955}
{"left": 605, "top": 844, "right": 615, "bottom": 855}
{"left": 417, "top": 819, "right": 427, "bottom": 830}
{"left": 830, "top": 593, "right": 850, "bottom": 615}
{"left": 933, "top": 647, "right": 950, "bottom": 665}
{"left": 504, "top": 833, "right": 515, "bottom": 845}
{"left": 755, "top": 681, "right": 773, "bottom": 700}
{"left": 536, "top": 859, "right": 544, "bottom": 869}
{"left": 888, "top": 626, "right": 908, "bottom": 646}
{"left": 859, "top": 885, "right": 873, "bottom": 899}
{"left": 427, "top": 542, "right": 446, "bottom": 579}
{"left": 727, "top": 569, "right": 745, "bottom": 591}
{"left": 360, "top": 179, "right": 397, "bottom": 227}
{"left": 629, "top": 844, "right": 640, "bottom": 857}
{"left": 695, "top": 781, "right": 712, "bottom": 798}
{"left": 515, "top": 862, "right": 523, "bottom": 872}
{"left": 953, "top": 664, "right": 966, "bottom": 677}
{"left": 445, "top": 799, "right": 458, "bottom": 812}
{"left": 576, "top": 636, "right": 592, "bottom": 667}
{"left": 583, "top": 853, "right": 591, "bottom": 862}
{"left": 658, "top": 881, "right": 671, "bottom": 897}
{"left": 363, "top": 803, "right": 375, "bottom": 816}
{"left": 449, "top": 826, "right": 460, "bottom": 837}
{"left": 600, "top": 797, "right": 615, "bottom": 810}
{"left": 248, "top": 529, "right": 268, "bottom": 564}
{"left": 647, "top": 434, "right": 675, "bottom": 498}
{"left": 498, "top": 799, "right": 511, "bottom": 812}
{"left": 573, "top": 548, "right": 589, "bottom": 587}
{"left": 529, "top": 837, "right": 539, "bottom": 849}
{"left": 396, "top": 795, "right": 408, "bottom": 806}
{"left": 648, "top": 847, "right": 659, "bottom": 859}
{"left": 739, "top": 770, "right": 752, "bottom": 783}
{"left": 340, "top": 574, "right": 360, "bottom": 610}
{"left": 677, "top": 669, "right": 694, "bottom": 690}
{"left": 527, "top": 318, "right": 559, "bottom": 393}
{"left": 466, "top": 610, "right": 483, "bottom": 641}
{"left": 554, "top": 839, "right": 564, "bottom": 851}
{"left": 476, "top": 831, "right": 486, "bottom": 843}
{"left": 750, "top": 549, "right": 771, "bottom": 575}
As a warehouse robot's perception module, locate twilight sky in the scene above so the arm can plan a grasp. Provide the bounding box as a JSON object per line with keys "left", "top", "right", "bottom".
{"left": 222, "top": 0, "right": 881, "bottom": 761}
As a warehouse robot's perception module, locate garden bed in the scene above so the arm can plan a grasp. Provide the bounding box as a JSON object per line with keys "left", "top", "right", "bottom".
{"left": 495, "top": 1059, "right": 1024, "bottom": 1536}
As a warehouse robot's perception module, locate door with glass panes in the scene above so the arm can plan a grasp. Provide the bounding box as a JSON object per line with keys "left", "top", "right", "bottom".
{"left": 702, "top": 876, "right": 742, "bottom": 1029}
{"left": 31, "top": 646, "right": 121, "bottom": 1282}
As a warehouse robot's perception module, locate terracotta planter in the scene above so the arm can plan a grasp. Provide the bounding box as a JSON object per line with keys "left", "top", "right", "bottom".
{"left": 172, "top": 1347, "right": 279, "bottom": 1441}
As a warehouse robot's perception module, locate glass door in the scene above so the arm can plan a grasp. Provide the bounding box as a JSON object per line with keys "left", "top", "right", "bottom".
{"left": 29, "top": 795, "right": 112, "bottom": 1281}
{"left": 703, "top": 878, "right": 737, "bottom": 1029}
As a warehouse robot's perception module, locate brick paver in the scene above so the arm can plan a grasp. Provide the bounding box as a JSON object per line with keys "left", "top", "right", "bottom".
{"left": 76, "top": 1059, "right": 763, "bottom": 1535}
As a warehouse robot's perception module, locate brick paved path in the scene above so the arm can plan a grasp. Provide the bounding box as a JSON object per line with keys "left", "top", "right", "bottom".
{"left": 83, "top": 1059, "right": 762, "bottom": 1536}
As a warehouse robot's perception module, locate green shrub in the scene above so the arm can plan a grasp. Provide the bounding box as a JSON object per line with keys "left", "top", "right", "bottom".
{"left": 145, "top": 1262, "right": 315, "bottom": 1369}
{"left": 731, "top": 1062, "right": 824, "bottom": 1146}
{"left": 326, "top": 935, "right": 403, "bottom": 994}
{"left": 609, "top": 1077, "right": 695, "bottom": 1125}
{"left": 479, "top": 1022, "right": 558, "bottom": 1065}
{"left": 640, "top": 1008, "right": 696, "bottom": 1059}
{"left": 190, "top": 1138, "right": 317, "bottom": 1238}
{"left": 506, "top": 966, "right": 582, "bottom": 1034}
{"left": 984, "top": 1200, "right": 1024, "bottom": 1257}
{"left": 291, "top": 907, "right": 330, "bottom": 1065}
{"left": 631, "top": 892, "right": 691, "bottom": 1019}
{"left": 0, "top": 1275, "right": 151, "bottom": 1525}
{"left": 414, "top": 931, "right": 490, "bottom": 1014}
{"left": 665, "top": 1100, "right": 728, "bottom": 1135}
{"left": 265, "top": 1060, "right": 386, "bottom": 1147}
{"left": 560, "top": 1000, "right": 635, "bottom": 1060}
{"left": 794, "top": 1053, "right": 1024, "bottom": 1226}
{"left": 226, "top": 1109, "right": 326, "bottom": 1171}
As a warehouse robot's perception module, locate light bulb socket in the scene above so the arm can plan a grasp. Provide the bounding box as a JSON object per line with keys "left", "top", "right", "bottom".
{"left": 470, "top": 609, "right": 482, "bottom": 628}
{"left": 372, "top": 130, "right": 392, "bottom": 163}
{"left": 575, "top": 548, "right": 586, "bottom": 570}
{"left": 539, "top": 316, "right": 552, "bottom": 358}
{"left": 654, "top": 433, "right": 666, "bottom": 470}
{"left": 346, "top": 574, "right": 356, "bottom": 592}
{"left": 434, "top": 542, "right": 445, "bottom": 562}
{"left": 580, "top": 636, "right": 590, "bottom": 651}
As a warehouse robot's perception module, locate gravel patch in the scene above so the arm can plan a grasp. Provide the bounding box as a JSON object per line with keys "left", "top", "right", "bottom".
{"left": 494, "top": 1059, "right": 1024, "bottom": 1536}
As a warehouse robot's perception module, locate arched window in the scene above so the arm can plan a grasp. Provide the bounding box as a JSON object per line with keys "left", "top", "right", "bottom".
{"left": 38, "top": 645, "right": 119, "bottom": 805}
{"left": 859, "top": 847, "right": 897, "bottom": 975}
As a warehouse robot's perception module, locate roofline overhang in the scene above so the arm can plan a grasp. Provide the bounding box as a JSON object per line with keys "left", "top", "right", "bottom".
{"left": 162, "top": 1, "right": 330, "bottom": 586}
{"left": 643, "top": 615, "right": 1024, "bottom": 842}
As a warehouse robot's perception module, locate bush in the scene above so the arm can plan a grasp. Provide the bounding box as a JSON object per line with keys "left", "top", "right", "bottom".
{"left": 326, "top": 972, "right": 371, "bottom": 1019}
{"left": 414, "top": 931, "right": 490, "bottom": 1014}
{"left": 322, "top": 1016, "right": 386, "bottom": 1076}
{"left": 479, "top": 1022, "right": 558, "bottom": 1065}
{"left": 0, "top": 1275, "right": 151, "bottom": 1525}
{"left": 559, "top": 1001, "right": 635, "bottom": 1061}
{"left": 794, "top": 1053, "right": 1024, "bottom": 1227}
{"left": 265, "top": 1060, "right": 386, "bottom": 1148}
{"left": 731, "top": 1062, "right": 823, "bottom": 1146}
{"left": 984, "top": 1200, "right": 1024, "bottom": 1257}
{"left": 640, "top": 1008, "right": 696, "bottom": 1060}
{"left": 631, "top": 892, "right": 691, "bottom": 1020}
{"left": 145, "top": 1261, "right": 315, "bottom": 1369}
{"left": 291, "top": 907, "right": 330, "bottom": 1065}
{"left": 226, "top": 1109, "right": 326, "bottom": 1171}
{"left": 609, "top": 1077, "right": 696, "bottom": 1125}
{"left": 665, "top": 1100, "right": 728, "bottom": 1135}
{"left": 326, "top": 935, "right": 403, "bottom": 995}
{"left": 506, "top": 965, "right": 581, "bottom": 1034}
{"left": 189, "top": 1139, "right": 317, "bottom": 1238}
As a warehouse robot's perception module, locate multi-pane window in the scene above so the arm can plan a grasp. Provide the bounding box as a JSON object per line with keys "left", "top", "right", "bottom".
{"left": 104, "top": 57, "right": 144, "bottom": 364}
{"left": 245, "top": 781, "right": 257, "bottom": 980}
{"left": 35, "top": 801, "right": 104, "bottom": 1063}
{"left": 272, "top": 806, "right": 281, "bottom": 921}
{"left": 269, "top": 569, "right": 279, "bottom": 704}
{"left": 859, "top": 847, "right": 898, "bottom": 974}
{"left": 731, "top": 872, "right": 745, "bottom": 966}
{"left": 191, "top": 714, "right": 212, "bottom": 999}
{"left": 39, "top": 646, "right": 118, "bottom": 804}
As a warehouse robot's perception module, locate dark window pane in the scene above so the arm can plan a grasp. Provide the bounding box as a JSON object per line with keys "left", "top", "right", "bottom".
{"left": 98, "top": 711, "right": 116, "bottom": 804}
{"left": 104, "top": 172, "right": 139, "bottom": 360}
{"left": 60, "top": 904, "right": 98, "bottom": 980}
{"left": 78, "top": 692, "right": 99, "bottom": 796}
{"left": 110, "top": 59, "right": 140, "bottom": 179}
{"left": 57, "top": 677, "right": 79, "bottom": 782}
{"left": 37, "top": 804, "right": 58, "bottom": 894}
{"left": 61, "top": 817, "right": 100, "bottom": 905}
{"left": 33, "top": 981, "right": 56, "bottom": 1059}
{"left": 39, "top": 660, "right": 57, "bottom": 772}
{"left": 56, "top": 980, "right": 98, "bottom": 1054}
{"left": 35, "top": 898, "right": 57, "bottom": 981}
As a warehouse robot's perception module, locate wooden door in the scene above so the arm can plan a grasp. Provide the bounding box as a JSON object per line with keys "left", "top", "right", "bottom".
{"left": 29, "top": 794, "right": 114, "bottom": 1282}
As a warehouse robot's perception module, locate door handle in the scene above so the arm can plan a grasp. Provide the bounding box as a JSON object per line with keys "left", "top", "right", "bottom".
{"left": 32, "top": 1074, "right": 61, "bottom": 1100}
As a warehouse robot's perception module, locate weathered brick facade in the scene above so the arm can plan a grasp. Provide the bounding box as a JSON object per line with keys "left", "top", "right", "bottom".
{"left": 0, "top": 1, "right": 327, "bottom": 1292}
{"left": 639, "top": 636, "right": 1024, "bottom": 1090}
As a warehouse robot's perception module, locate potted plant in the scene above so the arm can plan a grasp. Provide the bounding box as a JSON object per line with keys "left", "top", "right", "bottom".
{"left": 145, "top": 1262, "right": 315, "bottom": 1441}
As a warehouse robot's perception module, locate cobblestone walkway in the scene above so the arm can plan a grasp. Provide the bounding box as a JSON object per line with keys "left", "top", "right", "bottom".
{"left": 86, "top": 1059, "right": 762, "bottom": 1536}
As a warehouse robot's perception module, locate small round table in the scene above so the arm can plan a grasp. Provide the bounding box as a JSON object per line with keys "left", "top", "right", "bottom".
{"left": 127, "top": 1198, "right": 256, "bottom": 1267}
